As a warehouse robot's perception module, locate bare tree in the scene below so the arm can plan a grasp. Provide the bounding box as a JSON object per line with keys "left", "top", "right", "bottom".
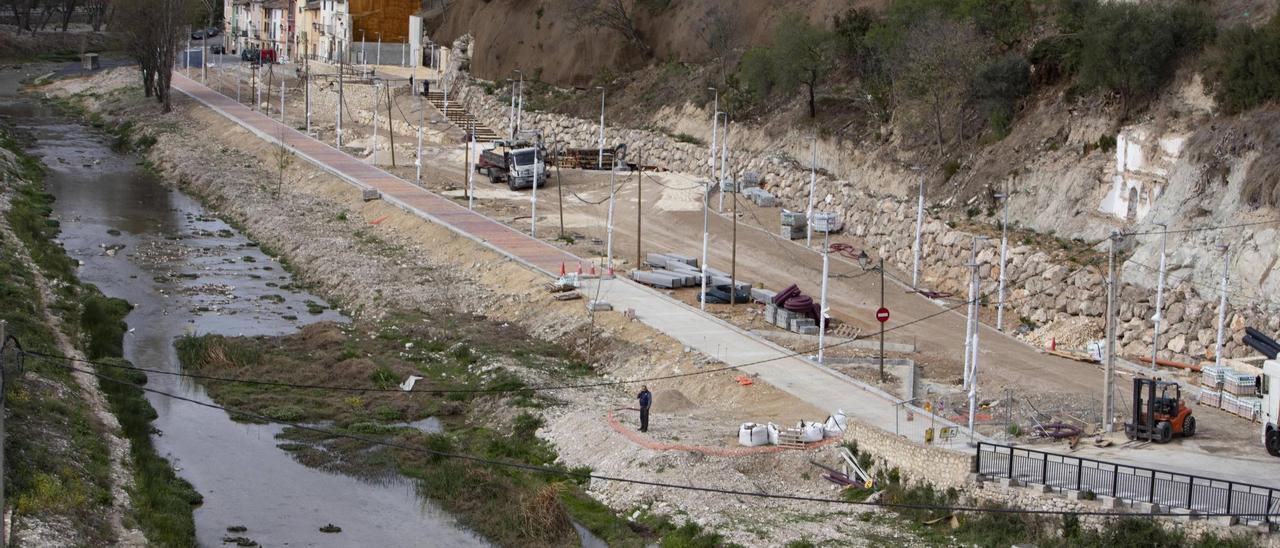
{"left": 568, "top": 0, "right": 650, "bottom": 54}
{"left": 86, "top": 0, "right": 108, "bottom": 31}
{"left": 272, "top": 123, "right": 294, "bottom": 197}
{"left": 116, "top": 0, "right": 197, "bottom": 112}
{"left": 889, "top": 14, "right": 983, "bottom": 160}
{"left": 698, "top": 4, "right": 737, "bottom": 85}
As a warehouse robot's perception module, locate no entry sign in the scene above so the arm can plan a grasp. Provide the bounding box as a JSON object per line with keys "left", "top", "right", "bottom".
{"left": 876, "top": 307, "right": 890, "bottom": 323}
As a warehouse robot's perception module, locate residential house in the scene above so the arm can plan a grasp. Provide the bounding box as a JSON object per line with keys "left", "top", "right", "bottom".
{"left": 264, "top": 0, "right": 291, "bottom": 61}
{"left": 315, "top": 0, "right": 351, "bottom": 63}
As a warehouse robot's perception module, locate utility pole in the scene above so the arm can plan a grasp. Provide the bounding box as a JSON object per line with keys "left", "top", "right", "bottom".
{"left": 337, "top": 51, "right": 345, "bottom": 148}
{"left": 1215, "top": 243, "right": 1231, "bottom": 369}
{"left": 911, "top": 176, "right": 924, "bottom": 288}
{"left": 236, "top": 57, "right": 242, "bottom": 103}
{"left": 376, "top": 32, "right": 382, "bottom": 67}
{"left": 817, "top": 231, "right": 830, "bottom": 364}
{"left": 372, "top": 81, "right": 380, "bottom": 163}
{"left": 305, "top": 64, "right": 311, "bottom": 135}
{"left": 265, "top": 64, "right": 273, "bottom": 117}
{"left": 280, "top": 78, "right": 285, "bottom": 124}
{"left": 597, "top": 86, "right": 606, "bottom": 169}
{"left": 515, "top": 70, "right": 524, "bottom": 135}
{"left": 996, "top": 183, "right": 1010, "bottom": 331}
{"left": 880, "top": 257, "right": 887, "bottom": 382}
{"left": 1, "top": 319, "right": 6, "bottom": 548}
{"left": 966, "top": 258, "right": 981, "bottom": 441}
{"left": 806, "top": 132, "right": 817, "bottom": 247}
{"left": 1104, "top": 231, "right": 1120, "bottom": 433}
{"left": 701, "top": 103, "right": 717, "bottom": 313}
{"left": 605, "top": 150, "right": 618, "bottom": 270}
{"left": 509, "top": 80, "right": 517, "bottom": 139}
{"left": 718, "top": 119, "right": 728, "bottom": 213}
{"left": 531, "top": 136, "right": 540, "bottom": 236}
{"left": 556, "top": 145, "right": 565, "bottom": 238}
{"left": 730, "top": 187, "right": 738, "bottom": 306}
{"left": 416, "top": 88, "right": 423, "bottom": 185}
{"left": 1151, "top": 223, "right": 1167, "bottom": 373}
{"left": 634, "top": 154, "right": 644, "bottom": 268}
{"left": 386, "top": 83, "right": 396, "bottom": 167}
{"left": 963, "top": 236, "right": 985, "bottom": 390}
{"left": 467, "top": 121, "right": 476, "bottom": 210}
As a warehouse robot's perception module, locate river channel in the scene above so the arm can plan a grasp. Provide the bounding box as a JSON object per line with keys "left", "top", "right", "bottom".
{"left": 0, "top": 66, "right": 485, "bottom": 547}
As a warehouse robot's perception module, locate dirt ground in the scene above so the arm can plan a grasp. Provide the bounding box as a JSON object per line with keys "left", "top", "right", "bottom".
{"left": 44, "top": 66, "right": 927, "bottom": 546}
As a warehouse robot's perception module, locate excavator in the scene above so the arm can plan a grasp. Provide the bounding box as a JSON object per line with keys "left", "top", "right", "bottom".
{"left": 1124, "top": 378, "right": 1196, "bottom": 443}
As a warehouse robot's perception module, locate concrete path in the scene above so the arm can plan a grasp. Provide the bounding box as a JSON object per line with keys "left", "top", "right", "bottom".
{"left": 170, "top": 72, "right": 973, "bottom": 447}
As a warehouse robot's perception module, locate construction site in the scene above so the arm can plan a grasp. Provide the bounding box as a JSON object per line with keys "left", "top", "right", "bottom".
{"left": 4, "top": 0, "right": 1280, "bottom": 546}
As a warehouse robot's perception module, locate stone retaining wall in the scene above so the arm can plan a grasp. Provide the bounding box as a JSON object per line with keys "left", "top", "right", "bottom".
{"left": 842, "top": 420, "right": 974, "bottom": 490}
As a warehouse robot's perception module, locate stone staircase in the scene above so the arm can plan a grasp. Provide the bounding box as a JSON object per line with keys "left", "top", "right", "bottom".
{"left": 426, "top": 90, "right": 500, "bottom": 142}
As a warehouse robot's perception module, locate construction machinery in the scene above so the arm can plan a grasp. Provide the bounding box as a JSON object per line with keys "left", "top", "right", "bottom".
{"left": 476, "top": 138, "right": 546, "bottom": 190}
{"left": 1125, "top": 378, "right": 1196, "bottom": 443}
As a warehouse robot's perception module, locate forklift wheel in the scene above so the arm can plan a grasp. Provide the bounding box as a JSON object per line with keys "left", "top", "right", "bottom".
{"left": 1267, "top": 429, "right": 1280, "bottom": 456}
{"left": 1182, "top": 416, "right": 1196, "bottom": 437}
{"left": 1155, "top": 421, "right": 1173, "bottom": 443}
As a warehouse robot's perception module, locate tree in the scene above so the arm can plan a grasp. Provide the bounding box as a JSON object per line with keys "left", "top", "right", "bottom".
{"left": 698, "top": 4, "right": 738, "bottom": 85}
{"left": 272, "top": 124, "right": 294, "bottom": 197}
{"left": 115, "top": 0, "right": 197, "bottom": 112}
{"left": 735, "top": 13, "right": 833, "bottom": 118}
{"left": 1074, "top": 1, "right": 1212, "bottom": 119}
{"left": 1206, "top": 14, "right": 1280, "bottom": 114}
{"left": 888, "top": 13, "right": 983, "bottom": 159}
{"left": 568, "top": 0, "right": 651, "bottom": 55}
{"left": 772, "top": 13, "right": 834, "bottom": 118}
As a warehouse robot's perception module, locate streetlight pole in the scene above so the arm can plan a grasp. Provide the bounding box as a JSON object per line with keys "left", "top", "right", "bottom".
{"left": 376, "top": 32, "right": 382, "bottom": 67}
{"left": 1104, "top": 231, "right": 1121, "bottom": 433}
{"left": 1215, "top": 244, "right": 1231, "bottom": 369}
{"left": 508, "top": 79, "right": 517, "bottom": 139}
{"left": 605, "top": 145, "right": 624, "bottom": 271}
{"left": 1150, "top": 223, "right": 1168, "bottom": 373}
{"left": 966, "top": 257, "right": 981, "bottom": 442}
{"left": 360, "top": 30, "right": 366, "bottom": 64}
{"left": 995, "top": 184, "right": 1010, "bottom": 331}
{"left": 596, "top": 86, "right": 605, "bottom": 169}
{"left": 880, "top": 257, "right": 886, "bottom": 382}
{"left": 701, "top": 99, "right": 718, "bottom": 313}
{"left": 963, "top": 236, "right": 986, "bottom": 390}
{"left": 531, "top": 135, "right": 540, "bottom": 236}
{"left": 806, "top": 131, "right": 817, "bottom": 247}
{"left": 372, "top": 80, "right": 380, "bottom": 162}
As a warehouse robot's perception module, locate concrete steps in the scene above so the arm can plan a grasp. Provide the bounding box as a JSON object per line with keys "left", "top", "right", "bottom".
{"left": 425, "top": 91, "right": 499, "bottom": 142}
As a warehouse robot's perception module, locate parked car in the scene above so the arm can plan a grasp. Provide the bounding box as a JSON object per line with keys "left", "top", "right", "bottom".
{"left": 205, "top": 26, "right": 220, "bottom": 37}
{"left": 190, "top": 29, "right": 205, "bottom": 40}
{"left": 210, "top": 44, "right": 225, "bottom": 55}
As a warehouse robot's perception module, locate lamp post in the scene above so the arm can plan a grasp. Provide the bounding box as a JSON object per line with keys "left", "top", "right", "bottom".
{"left": 806, "top": 131, "right": 818, "bottom": 247}
{"left": 375, "top": 32, "right": 382, "bottom": 66}
{"left": 1214, "top": 243, "right": 1231, "bottom": 369}
{"left": 816, "top": 229, "right": 829, "bottom": 364}
{"left": 507, "top": 78, "right": 516, "bottom": 138}
{"left": 360, "top": 30, "right": 366, "bottom": 64}
{"left": 596, "top": 85, "right": 605, "bottom": 169}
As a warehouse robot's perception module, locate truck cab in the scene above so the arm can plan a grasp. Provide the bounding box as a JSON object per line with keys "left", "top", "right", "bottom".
{"left": 1261, "top": 360, "right": 1280, "bottom": 455}
{"left": 506, "top": 147, "right": 546, "bottom": 190}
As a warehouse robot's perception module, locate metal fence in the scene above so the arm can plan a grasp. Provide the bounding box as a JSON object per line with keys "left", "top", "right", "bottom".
{"left": 977, "top": 443, "right": 1279, "bottom": 521}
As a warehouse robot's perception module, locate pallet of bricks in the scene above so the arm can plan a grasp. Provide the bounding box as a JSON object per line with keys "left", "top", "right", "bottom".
{"left": 1200, "top": 365, "right": 1260, "bottom": 421}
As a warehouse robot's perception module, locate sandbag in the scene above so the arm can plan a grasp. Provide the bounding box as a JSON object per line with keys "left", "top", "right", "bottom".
{"left": 799, "top": 421, "right": 825, "bottom": 443}
{"left": 738, "top": 423, "right": 769, "bottom": 447}
{"left": 767, "top": 422, "right": 780, "bottom": 445}
{"left": 823, "top": 409, "right": 849, "bottom": 437}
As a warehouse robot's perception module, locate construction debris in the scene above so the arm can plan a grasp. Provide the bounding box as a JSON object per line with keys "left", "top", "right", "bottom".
{"left": 742, "top": 187, "right": 778, "bottom": 207}
{"left": 587, "top": 300, "right": 613, "bottom": 312}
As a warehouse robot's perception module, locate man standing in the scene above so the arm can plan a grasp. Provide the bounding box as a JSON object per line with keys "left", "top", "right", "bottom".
{"left": 637, "top": 385, "right": 652, "bottom": 432}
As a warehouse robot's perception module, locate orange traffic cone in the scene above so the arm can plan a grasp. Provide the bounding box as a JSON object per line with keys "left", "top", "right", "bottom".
{"left": 607, "top": 265, "right": 615, "bottom": 279}
{"left": 1050, "top": 337, "right": 1057, "bottom": 351}
{"left": 590, "top": 263, "right": 597, "bottom": 277}
{"left": 560, "top": 262, "right": 566, "bottom": 277}
{"left": 577, "top": 262, "right": 583, "bottom": 275}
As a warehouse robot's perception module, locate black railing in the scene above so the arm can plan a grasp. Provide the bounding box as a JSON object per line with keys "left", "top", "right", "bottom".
{"left": 977, "top": 443, "right": 1279, "bottom": 521}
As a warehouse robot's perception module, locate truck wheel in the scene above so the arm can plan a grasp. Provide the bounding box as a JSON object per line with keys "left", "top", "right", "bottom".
{"left": 508, "top": 178, "right": 520, "bottom": 191}
{"left": 1182, "top": 416, "right": 1196, "bottom": 437}
{"left": 489, "top": 173, "right": 499, "bottom": 185}
{"left": 1267, "top": 429, "right": 1280, "bottom": 456}
{"left": 1155, "top": 422, "right": 1172, "bottom": 443}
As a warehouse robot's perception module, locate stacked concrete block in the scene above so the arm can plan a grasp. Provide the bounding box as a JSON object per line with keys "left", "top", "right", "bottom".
{"left": 813, "top": 212, "right": 843, "bottom": 233}
{"left": 781, "top": 225, "right": 805, "bottom": 240}
{"left": 751, "top": 287, "right": 778, "bottom": 304}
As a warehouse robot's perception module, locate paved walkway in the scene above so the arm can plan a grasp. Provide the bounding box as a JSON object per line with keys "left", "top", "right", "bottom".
{"left": 170, "top": 72, "right": 973, "bottom": 449}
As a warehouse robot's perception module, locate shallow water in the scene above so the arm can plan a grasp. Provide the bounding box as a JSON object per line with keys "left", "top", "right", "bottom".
{"left": 0, "top": 67, "right": 486, "bottom": 547}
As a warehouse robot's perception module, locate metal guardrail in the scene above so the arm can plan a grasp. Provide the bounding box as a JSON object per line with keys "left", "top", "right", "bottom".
{"left": 977, "top": 442, "right": 1279, "bottom": 521}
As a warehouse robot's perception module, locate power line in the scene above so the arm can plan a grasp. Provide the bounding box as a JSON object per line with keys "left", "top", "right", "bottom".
{"left": 23, "top": 254, "right": 1103, "bottom": 397}
{"left": 1123, "top": 219, "right": 1280, "bottom": 237}
{"left": 49, "top": 359, "right": 1277, "bottom": 519}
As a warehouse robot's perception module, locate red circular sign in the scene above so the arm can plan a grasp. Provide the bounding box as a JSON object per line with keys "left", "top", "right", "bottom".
{"left": 876, "top": 307, "right": 890, "bottom": 323}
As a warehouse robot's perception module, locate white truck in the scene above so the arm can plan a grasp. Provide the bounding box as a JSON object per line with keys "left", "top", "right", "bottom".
{"left": 1262, "top": 360, "right": 1280, "bottom": 455}
{"left": 476, "top": 139, "right": 547, "bottom": 191}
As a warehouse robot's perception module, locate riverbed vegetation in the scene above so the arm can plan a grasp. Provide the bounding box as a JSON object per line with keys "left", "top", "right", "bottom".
{"left": 175, "top": 312, "right": 727, "bottom": 547}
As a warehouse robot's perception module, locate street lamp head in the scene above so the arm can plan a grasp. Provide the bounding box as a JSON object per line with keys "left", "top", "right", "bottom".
{"left": 707, "top": 86, "right": 716, "bottom": 91}
{"left": 994, "top": 193, "right": 1007, "bottom": 200}
{"left": 857, "top": 250, "right": 870, "bottom": 270}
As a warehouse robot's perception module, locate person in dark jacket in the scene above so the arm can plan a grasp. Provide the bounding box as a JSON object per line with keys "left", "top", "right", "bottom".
{"left": 637, "top": 386, "right": 652, "bottom": 432}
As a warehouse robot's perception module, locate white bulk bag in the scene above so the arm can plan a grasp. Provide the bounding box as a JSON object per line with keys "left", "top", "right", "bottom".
{"left": 799, "top": 421, "right": 825, "bottom": 443}
{"left": 767, "top": 422, "right": 780, "bottom": 445}
{"left": 823, "top": 409, "right": 849, "bottom": 437}
{"left": 739, "top": 423, "right": 769, "bottom": 447}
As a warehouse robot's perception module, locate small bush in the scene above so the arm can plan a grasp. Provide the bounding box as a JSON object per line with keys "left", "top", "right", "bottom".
{"left": 1097, "top": 134, "right": 1117, "bottom": 152}
{"left": 974, "top": 54, "right": 1031, "bottom": 138}
{"left": 1206, "top": 14, "right": 1280, "bottom": 114}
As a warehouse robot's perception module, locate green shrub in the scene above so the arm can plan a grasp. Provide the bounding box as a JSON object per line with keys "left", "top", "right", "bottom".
{"left": 1097, "top": 134, "right": 1117, "bottom": 152}
{"left": 974, "top": 54, "right": 1030, "bottom": 137}
{"left": 1206, "top": 14, "right": 1280, "bottom": 114}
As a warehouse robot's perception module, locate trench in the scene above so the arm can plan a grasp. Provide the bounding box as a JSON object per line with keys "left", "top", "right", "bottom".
{"left": 0, "top": 67, "right": 485, "bottom": 546}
